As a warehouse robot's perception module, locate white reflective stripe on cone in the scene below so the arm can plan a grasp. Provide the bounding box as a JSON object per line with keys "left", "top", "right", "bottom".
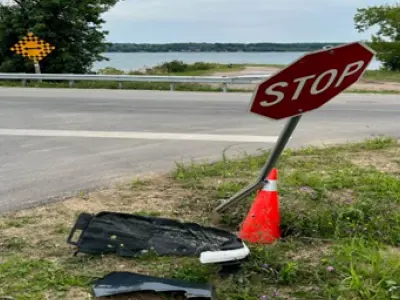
{"left": 262, "top": 180, "right": 277, "bottom": 191}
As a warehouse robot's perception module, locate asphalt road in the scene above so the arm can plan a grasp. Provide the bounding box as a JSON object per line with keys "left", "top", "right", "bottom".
{"left": 0, "top": 87, "right": 399, "bottom": 213}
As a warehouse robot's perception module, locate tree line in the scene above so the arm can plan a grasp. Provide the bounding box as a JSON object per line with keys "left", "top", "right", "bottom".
{"left": 0, "top": 1, "right": 399, "bottom": 73}
{"left": 106, "top": 43, "right": 343, "bottom": 53}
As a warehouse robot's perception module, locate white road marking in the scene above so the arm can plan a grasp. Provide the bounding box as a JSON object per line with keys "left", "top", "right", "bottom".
{"left": 0, "top": 129, "right": 279, "bottom": 143}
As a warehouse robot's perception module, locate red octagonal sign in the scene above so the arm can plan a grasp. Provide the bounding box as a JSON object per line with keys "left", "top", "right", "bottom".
{"left": 249, "top": 42, "right": 375, "bottom": 120}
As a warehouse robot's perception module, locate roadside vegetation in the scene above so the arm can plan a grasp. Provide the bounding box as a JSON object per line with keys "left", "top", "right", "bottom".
{"left": 1, "top": 136, "right": 399, "bottom": 300}
{"left": 1, "top": 60, "right": 400, "bottom": 94}
{"left": 98, "top": 60, "right": 245, "bottom": 76}
{"left": 94, "top": 60, "right": 400, "bottom": 83}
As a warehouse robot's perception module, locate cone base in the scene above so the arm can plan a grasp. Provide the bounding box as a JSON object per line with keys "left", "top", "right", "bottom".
{"left": 238, "top": 230, "right": 280, "bottom": 244}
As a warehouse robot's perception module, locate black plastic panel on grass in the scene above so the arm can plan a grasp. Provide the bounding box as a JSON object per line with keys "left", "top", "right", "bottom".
{"left": 93, "top": 271, "right": 216, "bottom": 299}
{"left": 67, "top": 211, "right": 245, "bottom": 257}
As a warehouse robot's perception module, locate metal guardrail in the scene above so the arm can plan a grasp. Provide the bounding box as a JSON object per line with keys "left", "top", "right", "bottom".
{"left": 0, "top": 73, "right": 271, "bottom": 92}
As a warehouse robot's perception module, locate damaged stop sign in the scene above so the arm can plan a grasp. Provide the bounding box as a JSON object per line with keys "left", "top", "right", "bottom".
{"left": 249, "top": 42, "right": 375, "bottom": 120}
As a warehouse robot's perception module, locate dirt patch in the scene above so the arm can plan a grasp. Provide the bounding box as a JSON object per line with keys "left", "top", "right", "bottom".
{"left": 212, "top": 66, "right": 281, "bottom": 77}
{"left": 326, "top": 189, "right": 356, "bottom": 205}
{"left": 351, "top": 80, "right": 400, "bottom": 91}
{"left": 60, "top": 288, "right": 92, "bottom": 300}
{"left": 383, "top": 246, "right": 400, "bottom": 258}
{"left": 49, "top": 289, "right": 172, "bottom": 300}
{"left": 274, "top": 285, "right": 321, "bottom": 300}
{"left": 61, "top": 176, "right": 194, "bottom": 218}
{"left": 63, "top": 194, "right": 110, "bottom": 213}
{"left": 43, "top": 289, "right": 91, "bottom": 300}
{"left": 286, "top": 243, "right": 332, "bottom": 267}
{"left": 347, "top": 150, "right": 400, "bottom": 175}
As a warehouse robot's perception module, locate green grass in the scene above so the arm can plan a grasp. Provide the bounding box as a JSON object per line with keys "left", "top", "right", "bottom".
{"left": 0, "top": 257, "right": 91, "bottom": 300}
{"left": 346, "top": 89, "right": 400, "bottom": 94}
{"left": 0, "top": 137, "right": 399, "bottom": 299}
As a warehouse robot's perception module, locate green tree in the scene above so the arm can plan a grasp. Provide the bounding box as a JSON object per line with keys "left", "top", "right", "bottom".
{"left": 354, "top": 3, "right": 400, "bottom": 71}
{"left": 0, "top": 0, "right": 119, "bottom": 73}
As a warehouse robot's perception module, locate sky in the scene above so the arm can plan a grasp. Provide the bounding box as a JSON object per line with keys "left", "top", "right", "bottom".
{"left": 102, "top": 0, "right": 398, "bottom": 43}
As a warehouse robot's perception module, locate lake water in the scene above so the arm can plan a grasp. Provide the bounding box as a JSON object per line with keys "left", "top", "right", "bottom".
{"left": 93, "top": 52, "right": 382, "bottom": 72}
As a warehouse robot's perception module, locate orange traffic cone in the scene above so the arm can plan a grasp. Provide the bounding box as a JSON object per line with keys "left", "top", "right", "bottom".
{"left": 238, "top": 168, "right": 280, "bottom": 244}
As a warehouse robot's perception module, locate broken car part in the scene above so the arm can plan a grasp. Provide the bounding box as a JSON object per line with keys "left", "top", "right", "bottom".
{"left": 67, "top": 211, "right": 249, "bottom": 264}
{"left": 93, "top": 271, "right": 216, "bottom": 299}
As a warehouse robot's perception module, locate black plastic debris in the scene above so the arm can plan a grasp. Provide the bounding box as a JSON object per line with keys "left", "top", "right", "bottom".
{"left": 93, "top": 271, "right": 216, "bottom": 299}
{"left": 67, "top": 211, "right": 249, "bottom": 262}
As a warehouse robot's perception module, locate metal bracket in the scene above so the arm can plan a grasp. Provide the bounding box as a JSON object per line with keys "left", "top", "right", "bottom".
{"left": 213, "top": 115, "right": 302, "bottom": 216}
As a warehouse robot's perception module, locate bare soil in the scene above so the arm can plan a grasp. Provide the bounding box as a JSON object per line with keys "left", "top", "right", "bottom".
{"left": 346, "top": 147, "right": 400, "bottom": 176}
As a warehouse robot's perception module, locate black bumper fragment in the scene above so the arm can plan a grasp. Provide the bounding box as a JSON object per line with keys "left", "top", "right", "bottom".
{"left": 67, "top": 211, "right": 245, "bottom": 258}
{"left": 93, "top": 271, "right": 216, "bottom": 299}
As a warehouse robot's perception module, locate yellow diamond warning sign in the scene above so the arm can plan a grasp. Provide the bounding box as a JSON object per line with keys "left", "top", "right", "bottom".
{"left": 10, "top": 32, "right": 55, "bottom": 62}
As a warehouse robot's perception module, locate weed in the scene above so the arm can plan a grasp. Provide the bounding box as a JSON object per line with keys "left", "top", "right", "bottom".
{"left": 130, "top": 178, "right": 152, "bottom": 189}
{"left": 0, "top": 216, "right": 38, "bottom": 229}
{"left": 0, "top": 256, "right": 91, "bottom": 299}
{"left": 170, "top": 260, "right": 218, "bottom": 283}
{"left": 0, "top": 237, "right": 28, "bottom": 251}
{"left": 78, "top": 190, "right": 89, "bottom": 200}
{"left": 134, "top": 210, "right": 162, "bottom": 217}
{"left": 322, "top": 238, "right": 400, "bottom": 299}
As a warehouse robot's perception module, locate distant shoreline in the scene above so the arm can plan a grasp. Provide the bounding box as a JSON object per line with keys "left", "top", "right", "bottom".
{"left": 106, "top": 42, "right": 344, "bottom": 53}
{"left": 104, "top": 50, "right": 309, "bottom": 53}
{"left": 94, "top": 51, "right": 382, "bottom": 71}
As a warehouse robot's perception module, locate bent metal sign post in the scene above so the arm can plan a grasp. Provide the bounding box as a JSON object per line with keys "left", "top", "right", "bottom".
{"left": 213, "top": 42, "right": 375, "bottom": 216}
